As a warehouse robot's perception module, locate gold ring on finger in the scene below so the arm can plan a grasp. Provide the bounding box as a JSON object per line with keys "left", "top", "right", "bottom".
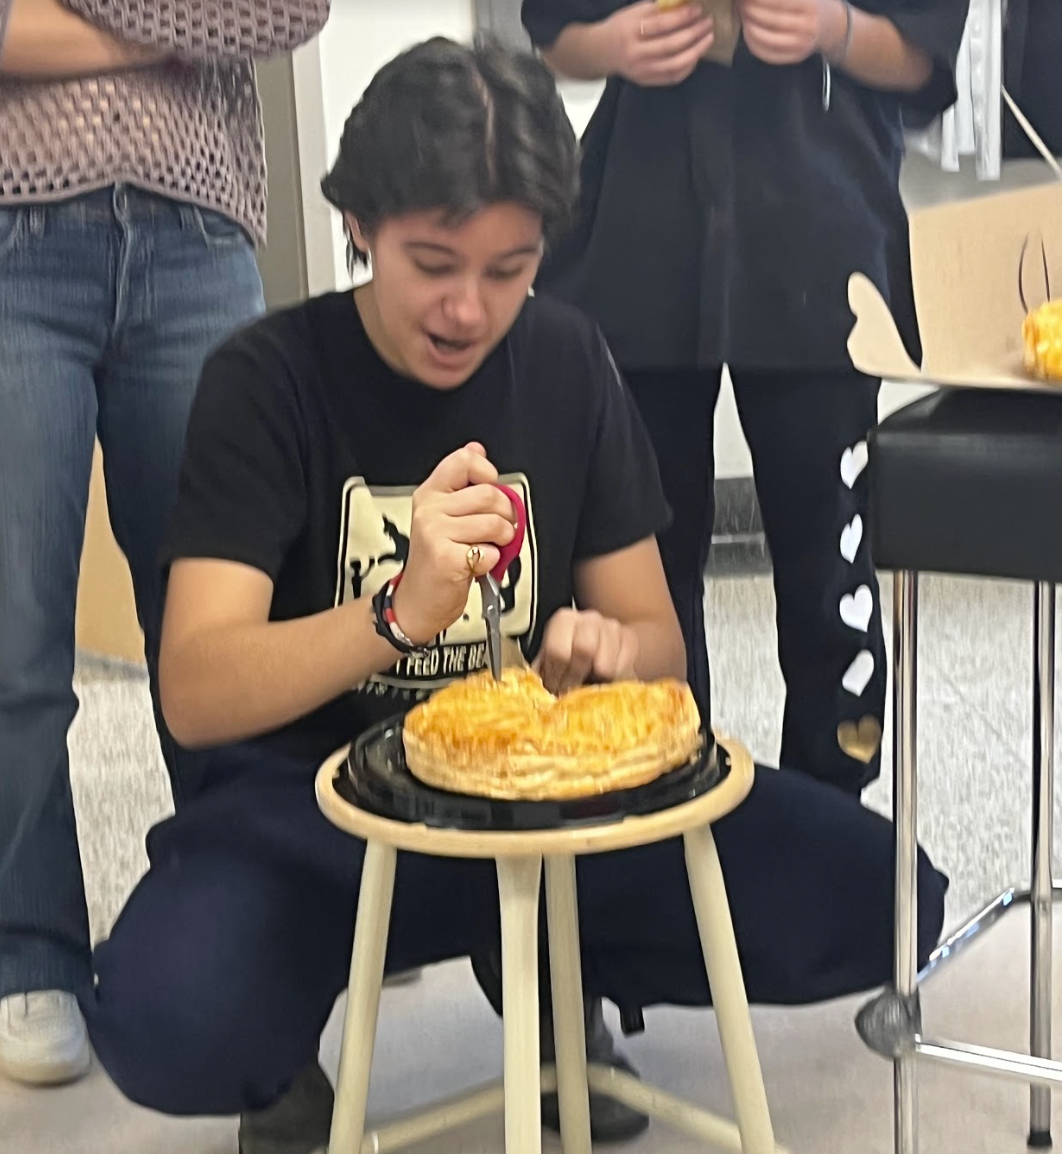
{"left": 466, "top": 545, "right": 483, "bottom": 576}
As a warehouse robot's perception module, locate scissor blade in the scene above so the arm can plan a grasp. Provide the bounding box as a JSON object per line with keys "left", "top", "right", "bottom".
{"left": 485, "top": 622, "right": 503, "bottom": 680}
{"left": 480, "top": 576, "right": 503, "bottom": 680}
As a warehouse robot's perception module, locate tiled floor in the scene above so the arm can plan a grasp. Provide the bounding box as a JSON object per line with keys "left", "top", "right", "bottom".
{"left": 7, "top": 572, "right": 1062, "bottom": 1152}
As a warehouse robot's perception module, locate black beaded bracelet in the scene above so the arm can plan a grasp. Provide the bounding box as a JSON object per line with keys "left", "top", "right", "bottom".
{"left": 371, "top": 574, "right": 429, "bottom": 656}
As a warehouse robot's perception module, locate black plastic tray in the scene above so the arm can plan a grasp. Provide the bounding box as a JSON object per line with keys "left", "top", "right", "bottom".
{"left": 337, "top": 717, "right": 722, "bottom": 832}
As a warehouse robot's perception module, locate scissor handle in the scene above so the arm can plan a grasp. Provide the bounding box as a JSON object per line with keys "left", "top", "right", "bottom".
{"left": 390, "top": 482, "right": 526, "bottom": 592}
{"left": 492, "top": 484, "right": 527, "bottom": 581}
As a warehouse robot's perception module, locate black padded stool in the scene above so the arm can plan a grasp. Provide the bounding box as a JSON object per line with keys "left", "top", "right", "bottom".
{"left": 857, "top": 388, "right": 1062, "bottom": 1154}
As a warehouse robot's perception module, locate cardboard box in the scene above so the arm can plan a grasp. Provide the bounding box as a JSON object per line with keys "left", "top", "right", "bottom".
{"left": 848, "top": 182, "right": 1062, "bottom": 391}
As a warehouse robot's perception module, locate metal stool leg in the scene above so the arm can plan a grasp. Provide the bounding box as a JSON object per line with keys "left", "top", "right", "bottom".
{"left": 545, "top": 855, "right": 592, "bottom": 1154}
{"left": 894, "top": 570, "right": 921, "bottom": 1154}
{"left": 1030, "top": 582, "right": 1055, "bottom": 1149}
{"left": 329, "top": 841, "right": 398, "bottom": 1154}
{"left": 497, "top": 855, "right": 545, "bottom": 1154}
{"left": 684, "top": 823, "right": 775, "bottom": 1154}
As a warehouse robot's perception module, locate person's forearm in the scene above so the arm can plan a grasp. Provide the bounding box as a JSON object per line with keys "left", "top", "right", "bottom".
{"left": 541, "top": 20, "right": 617, "bottom": 81}
{"left": 64, "top": 0, "right": 332, "bottom": 62}
{"left": 631, "top": 617, "right": 687, "bottom": 682}
{"left": 160, "top": 599, "right": 402, "bottom": 749}
{"left": 0, "top": 0, "right": 162, "bottom": 76}
{"left": 823, "top": 0, "right": 933, "bottom": 92}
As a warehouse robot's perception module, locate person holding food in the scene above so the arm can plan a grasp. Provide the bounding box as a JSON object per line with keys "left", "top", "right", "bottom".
{"left": 80, "top": 38, "right": 947, "bottom": 1152}
{"left": 520, "top": 0, "right": 969, "bottom": 795}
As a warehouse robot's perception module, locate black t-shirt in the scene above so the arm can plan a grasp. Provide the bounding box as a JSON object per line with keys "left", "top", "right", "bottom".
{"left": 165, "top": 291, "right": 671, "bottom": 763}
{"left": 522, "top": 0, "right": 969, "bottom": 373}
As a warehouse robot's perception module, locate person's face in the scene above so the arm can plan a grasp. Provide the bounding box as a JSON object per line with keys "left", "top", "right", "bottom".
{"left": 348, "top": 204, "right": 544, "bottom": 390}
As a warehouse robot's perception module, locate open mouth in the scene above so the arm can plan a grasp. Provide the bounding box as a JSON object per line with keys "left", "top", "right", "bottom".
{"left": 428, "top": 333, "right": 477, "bottom": 357}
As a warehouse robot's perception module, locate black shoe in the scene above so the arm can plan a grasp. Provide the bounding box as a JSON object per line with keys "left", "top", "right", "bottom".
{"left": 471, "top": 950, "right": 650, "bottom": 1144}
{"left": 238, "top": 1061, "right": 333, "bottom": 1154}
{"left": 541, "top": 997, "right": 650, "bottom": 1144}
{"left": 383, "top": 967, "right": 424, "bottom": 987}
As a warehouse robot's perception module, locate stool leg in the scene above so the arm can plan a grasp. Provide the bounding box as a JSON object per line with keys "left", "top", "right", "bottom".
{"left": 893, "top": 570, "right": 920, "bottom": 1154}
{"left": 329, "top": 841, "right": 397, "bottom": 1154}
{"left": 545, "top": 855, "right": 592, "bottom": 1154}
{"left": 1030, "top": 581, "right": 1055, "bottom": 1149}
{"left": 497, "top": 855, "right": 545, "bottom": 1154}
{"left": 684, "top": 823, "right": 775, "bottom": 1154}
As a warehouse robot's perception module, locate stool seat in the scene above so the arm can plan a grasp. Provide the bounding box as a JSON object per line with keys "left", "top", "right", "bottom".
{"left": 870, "top": 389, "right": 1062, "bottom": 582}
{"left": 316, "top": 735, "right": 751, "bottom": 859}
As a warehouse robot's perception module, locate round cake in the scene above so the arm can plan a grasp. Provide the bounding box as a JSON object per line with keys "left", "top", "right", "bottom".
{"left": 403, "top": 668, "right": 702, "bottom": 801}
{"left": 1023, "top": 299, "right": 1062, "bottom": 382}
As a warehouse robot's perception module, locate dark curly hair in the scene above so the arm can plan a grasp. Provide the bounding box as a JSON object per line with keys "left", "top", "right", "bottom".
{"left": 320, "top": 36, "right": 580, "bottom": 267}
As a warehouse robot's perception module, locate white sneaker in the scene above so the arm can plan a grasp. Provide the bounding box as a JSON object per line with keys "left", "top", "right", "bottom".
{"left": 0, "top": 991, "right": 92, "bottom": 1086}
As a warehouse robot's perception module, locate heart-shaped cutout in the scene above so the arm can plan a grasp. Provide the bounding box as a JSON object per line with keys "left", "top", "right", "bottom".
{"left": 840, "top": 442, "right": 869, "bottom": 489}
{"left": 840, "top": 515, "right": 863, "bottom": 563}
{"left": 840, "top": 585, "right": 874, "bottom": 632}
{"left": 842, "top": 650, "right": 875, "bottom": 696}
{"left": 837, "top": 715, "right": 883, "bottom": 764}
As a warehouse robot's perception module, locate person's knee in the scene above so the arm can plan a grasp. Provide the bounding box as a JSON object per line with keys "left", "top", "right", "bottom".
{"left": 713, "top": 770, "right": 948, "bottom": 998}
{"left": 805, "top": 813, "right": 948, "bottom": 983}
{"left": 87, "top": 933, "right": 274, "bottom": 1116}
{"left": 818, "top": 804, "right": 947, "bottom": 962}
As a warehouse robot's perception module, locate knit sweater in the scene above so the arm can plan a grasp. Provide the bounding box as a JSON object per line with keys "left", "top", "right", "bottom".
{"left": 0, "top": 1, "right": 331, "bottom": 242}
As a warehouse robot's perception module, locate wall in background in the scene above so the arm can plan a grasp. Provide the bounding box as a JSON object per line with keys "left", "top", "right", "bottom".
{"left": 293, "top": 2, "right": 477, "bottom": 293}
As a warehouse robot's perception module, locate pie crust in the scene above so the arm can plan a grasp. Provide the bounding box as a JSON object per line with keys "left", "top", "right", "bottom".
{"left": 403, "top": 668, "right": 702, "bottom": 801}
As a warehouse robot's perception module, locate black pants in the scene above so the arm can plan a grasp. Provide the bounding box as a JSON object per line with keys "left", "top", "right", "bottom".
{"left": 83, "top": 745, "right": 944, "bottom": 1117}
{"left": 624, "top": 368, "right": 887, "bottom": 794}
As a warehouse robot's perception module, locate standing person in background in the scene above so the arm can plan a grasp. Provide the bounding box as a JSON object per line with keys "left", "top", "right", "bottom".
{"left": 0, "top": 0, "right": 330, "bottom": 1088}
{"left": 520, "top": 0, "right": 968, "bottom": 795}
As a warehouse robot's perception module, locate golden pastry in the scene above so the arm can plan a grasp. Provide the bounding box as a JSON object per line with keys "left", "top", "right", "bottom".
{"left": 403, "top": 667, "right": 702, "bottom": 801}
{"left": 1024, "top": 300, "right": 1062, "bottom": 382}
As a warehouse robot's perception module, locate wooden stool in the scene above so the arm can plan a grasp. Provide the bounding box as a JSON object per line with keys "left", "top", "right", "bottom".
{"left": 316, "top": 734, "right": 782, "bottom": 1154}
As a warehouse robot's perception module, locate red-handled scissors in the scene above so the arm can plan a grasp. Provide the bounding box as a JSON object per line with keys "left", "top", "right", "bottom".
{"left": 480, "top": 484, "right": 527, "bottom": 680}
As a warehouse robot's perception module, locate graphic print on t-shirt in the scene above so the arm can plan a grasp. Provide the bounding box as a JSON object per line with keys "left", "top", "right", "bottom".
{"left": 334, "top": 473, "right": 538, "bottom": 698}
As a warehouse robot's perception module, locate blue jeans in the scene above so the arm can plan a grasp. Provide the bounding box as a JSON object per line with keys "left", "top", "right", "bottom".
{"left": 0, "top": 186, "right": 264, "bottom": 1001}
